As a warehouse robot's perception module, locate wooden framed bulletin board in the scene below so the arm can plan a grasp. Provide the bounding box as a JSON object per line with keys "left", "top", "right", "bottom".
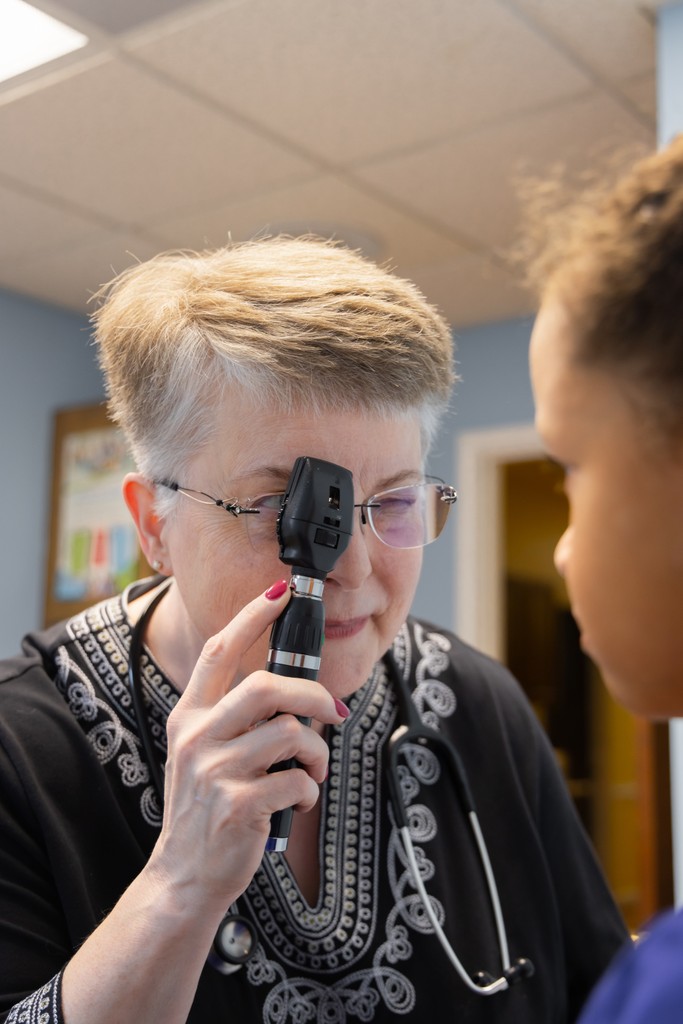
{"left": 44, "top": 403, "right": 150, "bottom": 626}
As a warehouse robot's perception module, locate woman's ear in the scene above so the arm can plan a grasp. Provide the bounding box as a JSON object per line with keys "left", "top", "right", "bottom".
{"left": 122, "top": 473, "right": 171, "bottom": 575}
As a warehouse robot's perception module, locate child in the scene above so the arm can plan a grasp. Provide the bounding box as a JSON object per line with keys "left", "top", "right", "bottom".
{"left": 527, "top": 134, "right": 683, "bottom": 1022}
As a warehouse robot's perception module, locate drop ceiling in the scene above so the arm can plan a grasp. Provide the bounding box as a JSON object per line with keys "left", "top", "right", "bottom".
{"left": 0, "top": 0, "right": 663, "bottom": 329}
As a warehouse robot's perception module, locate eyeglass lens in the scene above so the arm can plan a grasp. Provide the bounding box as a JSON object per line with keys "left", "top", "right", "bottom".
{"left": 364, "top": 483, "right": 452, "bottom": 549}
{"left": 243, "top": 483, "right": 453, "bottom": 550}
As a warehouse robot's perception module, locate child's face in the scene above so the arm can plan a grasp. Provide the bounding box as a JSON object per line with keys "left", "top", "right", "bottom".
{"left": 530, "top": 301, "right": 683, "bottom": 719}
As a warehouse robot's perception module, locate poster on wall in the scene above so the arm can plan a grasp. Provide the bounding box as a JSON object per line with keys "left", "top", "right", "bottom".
{"left": 44, "top": 403, "right": 149, "bottom": 625}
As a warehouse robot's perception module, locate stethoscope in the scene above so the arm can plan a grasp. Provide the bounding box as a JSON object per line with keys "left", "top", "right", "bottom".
{"left": 383, "top": 650, "right": 534, "bottom": 996}
{"left": 127, "top": 577, "right": 534, "bottom": 992}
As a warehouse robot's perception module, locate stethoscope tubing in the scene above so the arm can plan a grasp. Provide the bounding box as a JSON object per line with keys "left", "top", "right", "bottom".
{"left": 384, "top": 650, "right": 531, "bottom": 995}
{"left": 397, "top": 822, "right": 509, "bottom": 995}
{"left": 127, "top": 576, "right": 173, "bottom": 802}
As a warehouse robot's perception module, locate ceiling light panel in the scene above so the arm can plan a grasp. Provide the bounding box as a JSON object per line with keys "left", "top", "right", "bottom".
{"left": 0, "top": 0, "right": 88, "bottom": 85}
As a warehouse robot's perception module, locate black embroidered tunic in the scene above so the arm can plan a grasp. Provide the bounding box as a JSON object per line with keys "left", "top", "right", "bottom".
{"left": 0, "top": 587, "right": 628, "bottom": 1023}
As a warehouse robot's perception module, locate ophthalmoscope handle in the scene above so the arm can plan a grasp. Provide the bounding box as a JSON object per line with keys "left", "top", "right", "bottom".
{"left": 265, "top": 576, "right": 324, "bottom": 852}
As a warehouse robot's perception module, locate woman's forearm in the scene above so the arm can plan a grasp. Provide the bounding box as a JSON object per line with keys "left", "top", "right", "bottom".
{"left": 61, "top": 862, "right": 223, "bottom": 1024}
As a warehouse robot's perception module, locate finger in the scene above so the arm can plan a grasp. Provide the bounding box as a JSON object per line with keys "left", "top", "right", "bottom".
{"left": 230, "top": 766, "right": 322, "bottom": 824}
{"left": 204, "top": 672, "right": 350, "bottom": 741}
{"left": 274, "top": 767, "right": 323, "bottom": 815}
{"left": 181, "top": 579, "right": 292, "bottom": 709}
{"left": 208, "top": 713, "right": 331, "bottom": 785}
{"left": 216, "top": 769, "right": 322, "bottom": 840}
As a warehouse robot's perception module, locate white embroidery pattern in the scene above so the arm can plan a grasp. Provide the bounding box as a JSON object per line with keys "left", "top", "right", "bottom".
{"left": 48, "top": 600, "right": 456, "bottom": 1023}
{"left": 54, "top": 596, "right": 175, "bottom": 829}
{"left": 244, "top": 621, "right": 457, "bottom": 1022}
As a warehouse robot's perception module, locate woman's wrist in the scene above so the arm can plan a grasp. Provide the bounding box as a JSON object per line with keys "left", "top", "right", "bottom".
{"left": 140, "top": 849, "right": 233, "bottom": 941}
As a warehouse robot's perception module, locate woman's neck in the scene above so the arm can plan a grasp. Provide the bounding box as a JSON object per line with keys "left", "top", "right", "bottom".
{"left": 127, "top": 579, "right": 200, "bottom": 693}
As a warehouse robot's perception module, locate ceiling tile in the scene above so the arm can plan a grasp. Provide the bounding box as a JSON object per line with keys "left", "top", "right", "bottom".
{"left": 502, "top": 0, "right": 656, "bottom": 82}
{"left": 0, "top": 230, "right": 165, "bottom": 312}
{"left": 146, "top": 175, "right": 470, "bottom": 271}
{"left": 0, "top": 0, "right": 658, "bottom": 328}
{"left": 0, "top": 182, "right": 104, "bottom": 261}
{"left": 356, "top": 92, "right": 655, "bottom": 253}
{"left": 52, "top": 0, "right": 208, "bottom": 35}
{"left": 617, "top": 71, "right": 658, "bottom": 120}
{"left": 129, "top": 0, "right": 593, "bottom": 165}
{"left": 405, "top": 254, "right": 535, "bottom": 331}
{"left": 0, "top": 56, "right": 317, "bottom": 225}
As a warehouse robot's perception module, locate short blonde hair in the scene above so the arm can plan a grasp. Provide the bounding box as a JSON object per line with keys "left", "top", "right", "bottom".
{"left": 91, "top": 236, "right": 456, "bottom": 480}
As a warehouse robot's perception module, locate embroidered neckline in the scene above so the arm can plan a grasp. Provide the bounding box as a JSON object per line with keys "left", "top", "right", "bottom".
{"left": 54, "top": 594, "right": 460, "bottom": 1023}
{"left": 58, "top": 592, "right": 175, "bottom": 828}
{"left": 243, "top": 662, "right": 396, "bottom": 974}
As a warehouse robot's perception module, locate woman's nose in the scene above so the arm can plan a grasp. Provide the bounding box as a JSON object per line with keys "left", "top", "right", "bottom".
{"left": 554, "top": 525, "right": 573, "bottom": 579}
{"left": 327, "top": 513, "right": 373, "bottom": 589}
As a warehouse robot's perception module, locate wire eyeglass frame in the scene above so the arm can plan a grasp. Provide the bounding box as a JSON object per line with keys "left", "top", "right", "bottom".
{"left": 154, "top": 476, "right": 457, "bottom": 550}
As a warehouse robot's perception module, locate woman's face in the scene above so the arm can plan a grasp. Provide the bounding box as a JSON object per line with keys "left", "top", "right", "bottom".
{"left": 157, "top": 392, "right": 425, "bottom": 700}
{"left": 530, "top": 301, "right": 683, "bottom": 718}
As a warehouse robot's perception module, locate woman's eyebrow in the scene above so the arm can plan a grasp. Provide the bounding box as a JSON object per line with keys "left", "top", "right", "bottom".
{"left": 229, "top": 465, "right": 424, "bottom": 495}
{"left": 370, "top": 469, "right": 424, "bottom": 492}
{"left": 224, "top": 465, "right": 291, "bottom": 491}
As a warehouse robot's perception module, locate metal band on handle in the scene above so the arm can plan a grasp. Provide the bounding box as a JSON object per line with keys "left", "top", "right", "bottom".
{"left": 291, "top": 575, "right": 325, "bottom": 598}
{"left": 267, "top": 650, "right": 322, "bottom": 671}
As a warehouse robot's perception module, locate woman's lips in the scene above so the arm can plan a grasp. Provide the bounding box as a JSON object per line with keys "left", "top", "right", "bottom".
{"left": 324, "top": 617, "right": 368, "bottom": 640}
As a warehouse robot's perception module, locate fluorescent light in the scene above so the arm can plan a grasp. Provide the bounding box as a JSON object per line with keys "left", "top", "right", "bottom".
{"left": 0, "top": 0, "right": 88, "bottom": 85}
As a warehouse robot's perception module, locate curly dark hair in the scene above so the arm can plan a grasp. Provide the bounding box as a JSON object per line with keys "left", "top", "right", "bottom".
{"left": 521, "top": 135, "right": 683, "bottom": 435}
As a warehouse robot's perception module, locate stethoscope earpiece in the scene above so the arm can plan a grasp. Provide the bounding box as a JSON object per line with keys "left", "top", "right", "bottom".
{"left": 504, "top": 958, "right": 535, "bottom": 985}
{"left": 472, "top": 957, "right": 535, "bottom": 993}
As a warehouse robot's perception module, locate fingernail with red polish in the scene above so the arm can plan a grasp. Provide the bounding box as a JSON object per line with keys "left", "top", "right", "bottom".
{"left": 265, "top": 579, "right": 289, "bottom": 600}
{"left": 334, "top": 698, "right": 350, "bottom": 719}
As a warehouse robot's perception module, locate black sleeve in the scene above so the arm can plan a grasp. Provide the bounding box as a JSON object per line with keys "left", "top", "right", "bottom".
{"left": 0, "top": 649, "right": 141, "bottom": 1024}
{"left": 0, "top": 733, "right": 68, "bottom": 1023}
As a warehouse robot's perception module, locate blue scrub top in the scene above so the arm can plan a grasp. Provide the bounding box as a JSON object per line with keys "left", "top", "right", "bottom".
{"left": 578, "top": 909, "right": 683, "bottom": 1022}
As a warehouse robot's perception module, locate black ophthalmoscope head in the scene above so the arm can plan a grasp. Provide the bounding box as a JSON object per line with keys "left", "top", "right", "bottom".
{"left": 276, "top": 456, "right": 354, "bottom": 579}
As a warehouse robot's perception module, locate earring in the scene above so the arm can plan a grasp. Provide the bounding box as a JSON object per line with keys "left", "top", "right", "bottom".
{"left": 152, "top": 560, "right": 163, "bottom": 572}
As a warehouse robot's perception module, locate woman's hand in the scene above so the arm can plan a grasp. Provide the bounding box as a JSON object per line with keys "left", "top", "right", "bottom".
{"left": 62, "top": 580, "right": 348, "bottom": 1024}
{"left": 147, "top": 579, "right": 349, "bottom": 914}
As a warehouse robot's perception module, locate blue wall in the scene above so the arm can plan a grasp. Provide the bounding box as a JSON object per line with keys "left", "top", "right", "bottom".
{"left": 414, "top": 315, "right": 535, "bottom": 630}
{"left": 659, "top": 3, "right": 683, "bottom": 148}
{"left": 0, "top": 289, "right": 102, "bottom": 656}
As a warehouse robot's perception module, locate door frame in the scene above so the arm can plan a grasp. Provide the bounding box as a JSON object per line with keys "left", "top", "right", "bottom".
{"left": 455, "top": 422, "right": 541, "bottom": 661}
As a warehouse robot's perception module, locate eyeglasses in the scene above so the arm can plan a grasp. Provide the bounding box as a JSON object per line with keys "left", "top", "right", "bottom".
{"left": 154, "top": 477, "right": 457, "bottom": 550}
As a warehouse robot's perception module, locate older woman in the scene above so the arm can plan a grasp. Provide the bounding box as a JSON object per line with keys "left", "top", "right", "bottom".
{"left": 0, "top": 237, "right": 626, "bottom": 1024}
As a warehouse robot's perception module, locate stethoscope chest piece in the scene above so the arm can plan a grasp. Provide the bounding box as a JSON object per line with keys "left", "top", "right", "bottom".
{"left": 207, "top": 913, "right": 258, "bottom": 975}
